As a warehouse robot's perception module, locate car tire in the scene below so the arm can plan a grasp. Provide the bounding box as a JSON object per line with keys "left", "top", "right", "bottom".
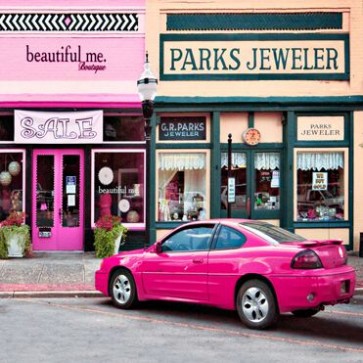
{"left": 236, "top": 279, "right": 278, "bottom": 330}
{"left": 109, "top": 269, "right": 138, "bottom": 309}
{"left": 292, "top": 308, "right": 320, "bottom": 318}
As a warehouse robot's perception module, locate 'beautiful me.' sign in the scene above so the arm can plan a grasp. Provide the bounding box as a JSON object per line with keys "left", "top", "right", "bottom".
{"left": 14, "top": 109, "right": 103, "bottom": 144}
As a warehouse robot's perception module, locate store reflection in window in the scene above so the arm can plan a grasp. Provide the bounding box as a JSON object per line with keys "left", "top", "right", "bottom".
{"left": 158, "top": 153, "right": 207, "bottom": 221}
{"left": 0, "top": 151, "right": 25, "bottom": 222}
{"left": 93, "top": 151, "right": 145, "bottom": 226}
{"left": 254, "top": 153, "right": 280, "bottom": 210}
{"left": 296, "top": 151, "right": 345, "bottom": 221}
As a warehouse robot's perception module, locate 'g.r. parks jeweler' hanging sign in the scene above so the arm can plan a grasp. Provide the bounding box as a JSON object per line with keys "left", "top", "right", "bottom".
{"left": 14, "top": 109, "right": 103, "bottom": 144}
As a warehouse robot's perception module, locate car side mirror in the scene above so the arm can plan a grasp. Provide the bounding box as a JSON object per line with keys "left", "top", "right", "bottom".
{"left": 155, "top": 241, "right": 162, "bottom": 254}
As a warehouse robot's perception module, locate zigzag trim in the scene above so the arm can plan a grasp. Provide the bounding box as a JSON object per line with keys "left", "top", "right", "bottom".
{"left": 0, "top": 13, "right": 139, "bottom": 32}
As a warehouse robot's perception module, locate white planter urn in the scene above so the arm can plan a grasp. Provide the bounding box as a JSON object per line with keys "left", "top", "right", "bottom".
{"left": 7, "top": 233, "right": 26, "bottom": 257}
{"left": 114, "top": 233, "right": 122, "bottom": 255}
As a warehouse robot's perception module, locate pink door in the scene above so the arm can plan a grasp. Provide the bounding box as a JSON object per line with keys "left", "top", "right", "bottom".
{"left": 32, "top": 149, "right": 84, "bottom": 251}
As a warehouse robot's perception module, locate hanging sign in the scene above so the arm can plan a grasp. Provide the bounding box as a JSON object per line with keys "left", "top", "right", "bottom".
{"left": 14, "top": 110, "right": 103, "bottom": 144}
{"left": 228, "top": 177, "right": 236, "bottom": 203}
{"left": 312, "top": 172, "right": 328, "bottom": 190}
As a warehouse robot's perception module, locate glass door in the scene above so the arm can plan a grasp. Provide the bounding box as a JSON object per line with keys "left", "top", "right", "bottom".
{"left": 32, "top": 149, "right": 84, "bottom": 251}
{"left": 221, "top": 151, "right": 281, "bottom": 219}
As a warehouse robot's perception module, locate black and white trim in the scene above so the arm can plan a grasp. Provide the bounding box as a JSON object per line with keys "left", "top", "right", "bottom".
{"left": 0, "top": 13, "right": 138, "bottom": 32}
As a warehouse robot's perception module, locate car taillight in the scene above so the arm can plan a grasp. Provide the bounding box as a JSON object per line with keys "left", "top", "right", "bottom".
{"left": 291, "top": 250, "right": 323, "bottom": 269}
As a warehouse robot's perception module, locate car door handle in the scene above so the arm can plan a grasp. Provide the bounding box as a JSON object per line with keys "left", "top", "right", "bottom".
{"left": 192, "top": 258, "right": 204, "bottom": 264}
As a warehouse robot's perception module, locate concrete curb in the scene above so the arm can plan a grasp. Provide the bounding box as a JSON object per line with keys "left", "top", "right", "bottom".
{"left": 1, "top": 288, "right": 362, "bottom": 299}
{"left": 0, "top": 290, "right": 103, "bottom": 299}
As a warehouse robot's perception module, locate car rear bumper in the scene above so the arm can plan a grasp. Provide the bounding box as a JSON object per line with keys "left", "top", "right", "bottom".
{"left": 271, "top": 267, "right": 356, "bottom": 313}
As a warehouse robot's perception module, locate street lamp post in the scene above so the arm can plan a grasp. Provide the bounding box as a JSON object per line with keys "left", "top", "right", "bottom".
{"left": 137, "top": 53, "right": 158, "bottom": 246}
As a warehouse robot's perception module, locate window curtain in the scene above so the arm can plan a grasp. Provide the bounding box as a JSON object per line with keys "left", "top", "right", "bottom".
{"left": 221, "top": 153, "right": 246, "bottom": 168}
{"left": 159, "top": 153, "right": 206, "bottom": 170}
{"left": 221, "top": 152, "right": 280, "bottom": 170}
{"left": 254, "top": 153, "right": 280, "bottom": 170}
{"left": 297, "top": 152, "right": 344, "bottom": 171}
{"left": 183, "top": 170, "right": 206, "bottom": 214}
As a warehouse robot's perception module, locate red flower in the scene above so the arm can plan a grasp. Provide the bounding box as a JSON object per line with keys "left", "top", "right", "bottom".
{"left": 95, "top": 214, "right": 121, "bottom": 231}
{"left": 1, "top": 212, "right": 26, "bottom": 227}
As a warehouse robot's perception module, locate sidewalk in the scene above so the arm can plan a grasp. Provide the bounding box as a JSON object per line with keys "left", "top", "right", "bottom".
{"left": 0, "top": 252, "right": 102, "bottom": 298}
{"left": 0, "top": 252, "right": 362, "bottom": 298}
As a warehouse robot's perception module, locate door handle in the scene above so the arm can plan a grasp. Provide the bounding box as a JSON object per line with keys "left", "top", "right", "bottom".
{"left": 192, "top": 258, "right": 204, "bottom": 264}
{"left": 59, "top": 208, "right": 63, "bottom": 218}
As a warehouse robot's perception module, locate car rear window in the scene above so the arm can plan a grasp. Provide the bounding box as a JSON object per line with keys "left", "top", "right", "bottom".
{"left": 240, "top": 222, "right": 306, "bottom": 243}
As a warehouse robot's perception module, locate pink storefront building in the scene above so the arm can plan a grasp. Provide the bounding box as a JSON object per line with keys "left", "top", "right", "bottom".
{"left": 0, "top": 0, "right": 147, "bottom": 251}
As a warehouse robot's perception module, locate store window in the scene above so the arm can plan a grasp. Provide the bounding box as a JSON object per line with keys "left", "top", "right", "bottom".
{"left": 296, "top": 151, "right": 346, "bottom": 221}
{"left": 220, "top": 152, "right": 280, "bottom": 213}
{"left": 0, "top": 115, "right": 14, "bottom": 141}
{"left": 103, "top": 115, "right": 144, "bottom": 142}
{"left": 158, "top": 152, "right": 208, "bottom": 221}
{"left": 0, "top": 150, "right": 25, "bottom": 222}
{"left": 92, "top": 150, "right": 145, "bottom": 227}
{"left": 254, "top": 153, "right": 280, "bottom": 210}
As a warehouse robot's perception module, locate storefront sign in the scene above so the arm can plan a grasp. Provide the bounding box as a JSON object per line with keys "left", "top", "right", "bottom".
{"left": 159, "top": 117, "right": 206, "bottom": 140}
{"left": 160, "top": 33, "right": 349, "bottom": 80}
{"left": 14, "top": 110, "right": 103, "bottom": 144}
{"left": 0, "top": 37, "right": 144, "bottom": 82}
{"left": 297, "top": 116, "right": 345, "bottom": 141}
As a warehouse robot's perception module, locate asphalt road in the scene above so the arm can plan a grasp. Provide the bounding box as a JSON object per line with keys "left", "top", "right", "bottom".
{"left": 1, "top": 295, "right": 363, "bottom": 363}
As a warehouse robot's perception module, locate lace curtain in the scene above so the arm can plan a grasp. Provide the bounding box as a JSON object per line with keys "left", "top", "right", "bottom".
{"left": 297, "top": 152, "right": 343, "bottom": 171}
{"left": 221, "top": 152, "right": 280, "bottom": 170}
{"left": 159, "top": 153, "right": 206, "bottom": 170}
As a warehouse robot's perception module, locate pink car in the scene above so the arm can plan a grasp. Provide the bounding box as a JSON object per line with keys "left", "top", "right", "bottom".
{"left": 95, "top": 219, "right": 356, "bottom": 329}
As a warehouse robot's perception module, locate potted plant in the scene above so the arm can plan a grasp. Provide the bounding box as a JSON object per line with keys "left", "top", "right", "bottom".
{"left": 0, "top": 211, "right": 31, "bottom": 258}
{"left": 94, "top": 214, "right": 127, "bottom": 258}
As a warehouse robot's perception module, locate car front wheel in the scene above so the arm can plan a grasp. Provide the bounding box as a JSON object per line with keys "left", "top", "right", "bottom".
{"left": 236, "top": 279, "right": 278, "bottom": 329}
{"left": 109, "top": 269, "right": 138, "bottom": 309}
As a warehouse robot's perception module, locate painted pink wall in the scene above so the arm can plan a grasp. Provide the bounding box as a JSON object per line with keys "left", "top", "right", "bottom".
{"left": 0, "top": 0, "right": 145, "bottom": 105}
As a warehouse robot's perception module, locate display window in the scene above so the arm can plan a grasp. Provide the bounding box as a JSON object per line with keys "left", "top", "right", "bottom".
{"left": 0, "top": 150, "right": 25, "bottom": 222}
{"left": 295, "top": 149, "right": 348, "bottom": 221}
{"left": 91, "top": 150, "right": 145, "bottom": 228}
{"left": 157, "top": 152, "right": 209, "bottom": 222}
{"left": 220, "top": 151, "right": 280, "bottom": 216}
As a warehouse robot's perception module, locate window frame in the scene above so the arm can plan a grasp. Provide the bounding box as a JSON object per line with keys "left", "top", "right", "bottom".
{"left": 293, "top": 147, "right": 349, "bottom": 222}
{"left": 156, "top": 149, "right": 211, "bottom": 223}
{"left": 91, "top": 148, "right": 146, "bottom": 230}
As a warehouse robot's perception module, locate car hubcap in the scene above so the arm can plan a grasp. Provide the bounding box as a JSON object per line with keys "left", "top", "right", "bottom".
{"left": 113, "top": 274, "right": 131, "bottom": 304}
{"left": 241, "top": 287, "right": 269, "bottom": 323}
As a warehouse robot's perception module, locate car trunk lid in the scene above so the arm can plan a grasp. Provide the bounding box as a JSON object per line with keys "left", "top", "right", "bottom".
{"left": 286, "top": 239, "right": 348, "bottom": 269}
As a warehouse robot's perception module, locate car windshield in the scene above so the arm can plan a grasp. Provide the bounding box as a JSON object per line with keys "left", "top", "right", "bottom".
{"left": 240, "top": 222, "right": 307, "bottom": 244}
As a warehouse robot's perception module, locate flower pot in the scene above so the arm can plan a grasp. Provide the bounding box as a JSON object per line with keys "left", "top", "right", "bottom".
{"left": 114, "top": 233, "right": 122, "bottom": 255}
{"left": 7, "top": 233, "right": 26, "bottom": 257}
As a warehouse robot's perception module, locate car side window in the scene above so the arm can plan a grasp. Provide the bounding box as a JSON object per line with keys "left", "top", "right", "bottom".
{"left": 215, "top": 226, "right": 246, "bottom": 250}
{"left": 162, "top": 226, "right": 214, "bottom": 252}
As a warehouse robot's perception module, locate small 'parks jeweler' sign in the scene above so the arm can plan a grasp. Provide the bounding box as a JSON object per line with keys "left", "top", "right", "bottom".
{"left": 159, "top": 117, "right": 206, "bottom": 141}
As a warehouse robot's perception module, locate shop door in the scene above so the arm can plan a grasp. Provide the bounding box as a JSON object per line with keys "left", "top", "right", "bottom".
{"left": 221, "top": 151, "right": 281, "bottom": 219}
{"left": 32, "top": 149, "right": 84, "bottom": 251}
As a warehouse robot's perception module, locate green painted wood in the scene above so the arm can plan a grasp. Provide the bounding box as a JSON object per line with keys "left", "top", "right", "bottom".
{"left": 167, "top": 13, "right": 343, "bottom": 31}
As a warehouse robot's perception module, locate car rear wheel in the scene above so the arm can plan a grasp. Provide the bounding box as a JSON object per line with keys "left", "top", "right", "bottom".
{"left": 109, "top": 269, "right": 138, "bottom": 309}
{"left": 236, "top": 279, "right": 278, "bottom": 330}
{"left": 292, "top": 308, "right": 320, "bottom": 318}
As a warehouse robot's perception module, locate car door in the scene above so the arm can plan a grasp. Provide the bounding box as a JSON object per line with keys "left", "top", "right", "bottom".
{"left": 141, "top": 224, "right": 215, "bottom": 302}
{"left": 207, "top": 225, "right": 248, "bottom": 306}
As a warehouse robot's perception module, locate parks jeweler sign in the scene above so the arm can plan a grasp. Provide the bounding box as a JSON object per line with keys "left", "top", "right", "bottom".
{"left": 160, "top": 33, "right": 349, "bottom": 80}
